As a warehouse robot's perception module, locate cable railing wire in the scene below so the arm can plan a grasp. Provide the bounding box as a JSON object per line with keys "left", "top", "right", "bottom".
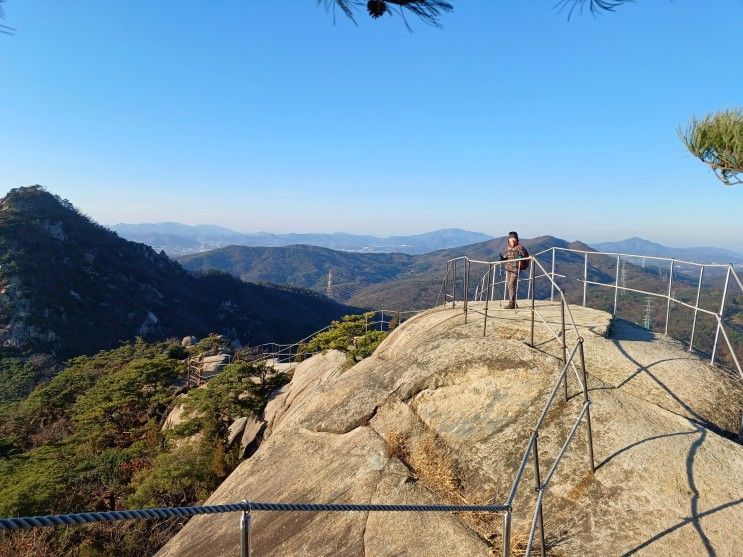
{"left": 0, "top": 501, "right": 512, "bottom": 532}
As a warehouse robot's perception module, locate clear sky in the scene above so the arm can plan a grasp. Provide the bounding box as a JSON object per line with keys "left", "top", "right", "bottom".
{"left": 1, "top": 1, "right": 742, "bottom": 249}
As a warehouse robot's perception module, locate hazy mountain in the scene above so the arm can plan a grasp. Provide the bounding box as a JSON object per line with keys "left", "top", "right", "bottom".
{"left": 0, "top": 186, "right": 355, "bottom": 362}
{"left": 111, "top": 223, "right": 493, "bottom": 256}
{"left": 591, "top": 237, "right": 743, "bottom": 265}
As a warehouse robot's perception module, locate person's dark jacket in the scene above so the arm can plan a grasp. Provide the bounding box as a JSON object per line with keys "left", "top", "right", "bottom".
{"left": 503, "top": 242, "right": 529, "bottom": 273}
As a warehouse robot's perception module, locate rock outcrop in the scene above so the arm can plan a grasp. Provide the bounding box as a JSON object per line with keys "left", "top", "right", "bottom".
{"left": 158, "top": 301, "right": 743, "bottom": 556}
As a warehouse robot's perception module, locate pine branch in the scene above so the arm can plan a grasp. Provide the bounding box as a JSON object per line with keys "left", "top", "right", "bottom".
{"left": 321, "top": 1, "right": 634, "bottom": 27}
{"left": 0, "top": 0, "right": 16, "bottom": 35}
{"left": 321, "top": 1, "right": 453, "bottom": 27}
{"left": 554, "top": 0, "right": 635, "bottom": 19}
{"left": 679, "top": 109, "right": 743, "bottom": 186}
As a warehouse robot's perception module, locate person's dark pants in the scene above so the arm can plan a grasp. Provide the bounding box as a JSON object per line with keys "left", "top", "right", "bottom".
{"left": 507, "top": 270, "right": 519, "bottom": 305}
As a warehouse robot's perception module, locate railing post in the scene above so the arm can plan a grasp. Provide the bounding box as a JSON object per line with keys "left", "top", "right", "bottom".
{"left": 529, "top": 260, "right": 535, "bottom": 348}
{"left": 711, "top": 266, "right": 731, "bottom": 365}
{"left": 240, "top": 503, "right": 252, "bottom": 557}
{"left": 502, "top": 510, "right": 512, "bottom": 557}
{"left": 689, "top": 265, "right": 704, "bottom": 352}
{"left": 613, "top": 254, "right": 620, "bottom": 317}
{"left": 380, "top": 311, "right": 384, "bottom": 332}
{"left": 464, "top": 259, "right": 470, "bottom": 322}
{"left": 515, "top": 267, "right": 520, "bottom": 306}
{"left": 443, "top": 261, "right": 449, "bottom": 306}
{"left": 490, "top": 263, "right": 496, "bottom": 301}
{"left": 550, "top": 248, "right": 556, "bottom": 302}
{"left": 452, "top": 260, "right": 457, "bottom": 309}
{"left": 664, "top": 260, "right": 675, "bottom": 336}
{"left": 533, "top": 432, "right": 547, "bottom": 557}
{"left": 561, "top": 298, "right": 568, "bottom": 401}
{"left": 582, "top": 252, "right": 588, "bottom": 307}
{"left": 578, "top": 339, "right": 596, "bottom": 473}
{"left": 503, "top": 265, "right": 508, "bottom": 304}
{"left": 483, "top": 264, "right": 493, "bottom": 337}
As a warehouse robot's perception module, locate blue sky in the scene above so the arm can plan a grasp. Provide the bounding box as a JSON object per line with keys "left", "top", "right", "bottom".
{"left": 1, "top": 1, "right": 742, "bottom": 249}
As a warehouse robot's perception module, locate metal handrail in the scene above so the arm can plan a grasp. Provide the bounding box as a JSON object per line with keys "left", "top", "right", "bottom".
{"left": 524, "top": 402, "right": 591, "bottom": 556}
{"left": 532, "top": 246, "right": 731, "bottom": 268}
{"left": 187, "top": 310, "right": 408, "bottom": 387}
{"left": 505, "top": 346, "right": 578, "bottom": 508}
{"left": 536, "top": 247, "right": 741, "bottom": 379}
{"left": 441, "top": 252, "right": 597, "bottom": 557}
{"left": 1, "top": 497, "right": 512, "bottom": 557}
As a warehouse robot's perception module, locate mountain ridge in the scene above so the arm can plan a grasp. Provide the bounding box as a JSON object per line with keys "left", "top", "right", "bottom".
{"left": 110, "top": 223, "right": 493, "bottom": 256}
{"left": 591, "top": 237, "right": 743, "bottom": 264}
{"left": 0, "top": 186, "right": 355, "bottom": 365}
{"left": 177, "top": 235, "right": 595, "bottom": 307}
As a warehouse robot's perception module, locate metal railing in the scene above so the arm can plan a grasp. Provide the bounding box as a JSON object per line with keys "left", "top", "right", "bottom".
{"left": 186, "top": 310, "right": 417, "bottom": 387}
{"left": 530, "top": 247, "right": 743, "bottom": 379}
{"left": 440, "top": 253, "right": 596, "bottom": 556}
{"left": 445, "top": 248, "right": 743, "bottom": 380}
{"left": 0, "top": 500, "right": 511, "bottom": 557}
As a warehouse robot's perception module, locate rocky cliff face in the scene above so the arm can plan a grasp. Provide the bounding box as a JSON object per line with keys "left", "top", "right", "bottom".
{"left": 158, "top": 301, "right": 743, "bottom": 556}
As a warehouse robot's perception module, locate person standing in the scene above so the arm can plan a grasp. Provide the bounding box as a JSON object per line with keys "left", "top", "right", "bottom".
{"left": 500, "top": 231, "right": 529, "bottom": 309}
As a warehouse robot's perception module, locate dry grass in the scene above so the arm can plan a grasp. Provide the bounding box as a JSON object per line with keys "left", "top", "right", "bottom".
{"left": 0, "top": 529, "right": 53, "bottom": 557}
{"left": 488, "top": 523, "right": 559, "bottom": 557}
{"left": 408, "top": 435, "right": 461, "bottom": 493}
{"left": 384, "top": 430, "right": 461, "bottom": 494}
{"left": 385, "top": 431, "right": 410, "bottom": 462}
{"left": 383, "top": 428, "right": 561, "bottom": 556}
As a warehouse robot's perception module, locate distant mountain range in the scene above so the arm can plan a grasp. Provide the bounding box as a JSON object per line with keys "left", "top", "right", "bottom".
{"left": 0, "top": 187, "right": 355, "bottom": 363}
{"left": 110, "top": 223, "right": 493, "bottom": 256}
{"left": 590, "top": 237, "right": 743, "bottom": 265}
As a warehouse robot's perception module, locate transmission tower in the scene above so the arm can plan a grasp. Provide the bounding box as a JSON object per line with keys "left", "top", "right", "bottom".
{"left": 326, "top": 269, "right": 334, "bottom": 298}
{"left": 643, "top": 296, "right": 653, "bottom": 330}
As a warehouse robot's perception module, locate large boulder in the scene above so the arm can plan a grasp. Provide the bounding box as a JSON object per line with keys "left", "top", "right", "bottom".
{"left": 238, "top": 417, "right": 264, "bottom": 458}
{"left": 202, "top": 353, "right": 231, "bottom": 374}
{"left": 226, "top": 417, "right": 248, "bottom": 447}
{"left": 161, "top": 397, "right": 204, "bottom": 450}
{"left": 181, "top": 335, "right": 197, "bottom": 347}
{"left": 158, "top": 302, "right": 743, "bottom": 556}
